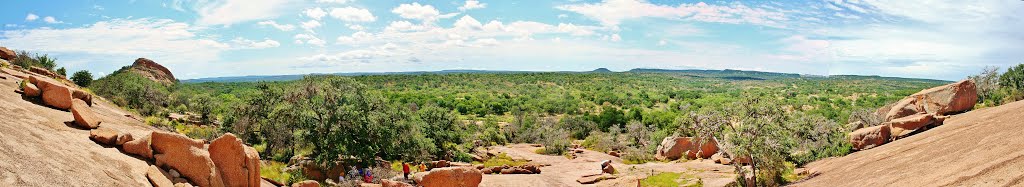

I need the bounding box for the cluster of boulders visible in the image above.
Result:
[479,164,542,175]
[655,136,720,161]
[849,80,977,150]
[412,166,484,187]
[20,75,95,126]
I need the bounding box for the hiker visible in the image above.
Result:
[403,162,411,179]
[419,162,427,172]
[363,168,373,183]
[347,166,359,182]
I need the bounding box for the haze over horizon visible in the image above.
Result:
[1,0,1022,81]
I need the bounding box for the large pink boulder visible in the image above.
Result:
[687,138,719,159]
[885,80,977,121]
[656,137,693,160]
[414,167,483,187]
[152,131,224,187]
[849,125,891,150]
[89,127,120,145]
[148,165,176,187]
[912,80,977,115]
[209,133,260,187]
[124,132,154,159]
[23,82,41,97]
[71,99,101,129]
[0,47,14,61]
[38,78,73,110]
[72,89,93,106]
[886,113,935,138]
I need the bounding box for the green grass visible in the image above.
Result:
[782,162,806,183]
[472,153,527,167]
[641,172,702,187]
[260,161,293,184]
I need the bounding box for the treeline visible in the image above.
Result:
[89,68,964,186]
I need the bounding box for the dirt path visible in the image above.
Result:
[480,144,736,187]
[0,69,158,186]
[793,100,1024,186]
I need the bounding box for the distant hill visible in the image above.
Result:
[181,68,948,83]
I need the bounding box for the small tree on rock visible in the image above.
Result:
[71,70,93,87]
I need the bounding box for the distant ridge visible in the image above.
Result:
[181,68,949,83]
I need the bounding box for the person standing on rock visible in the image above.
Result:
[402,162,412,179]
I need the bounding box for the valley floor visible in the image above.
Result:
[481,144,737,187]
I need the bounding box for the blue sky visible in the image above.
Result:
[1,0,1022,80]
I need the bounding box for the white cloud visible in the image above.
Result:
[347,24,364,30]
[474,38,499,46]
[336,31,373,44]
[294,34,326,47]
[232,38,281,49]
[453,15,483,30]
[610,34,621,42]
[329,7,376,22]
[384,21,427,32]
[25,13,39,21]
[459,0,487,11]
[194,0,297,26]
[657,40,667,46]
[0,18,262,78]
[557,0,788,28]
[300,20,322,32]
[257,20,296,31]
[557,23,595,36]
[43,16,63,24]
[304,7,327,20]
[392,2,450,23]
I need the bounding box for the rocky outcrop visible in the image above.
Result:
[152,131,223,187]
[116,132,134,145]
[291,180,319,187]
[148,165,176,187]
[0,47,14,60]
[72,89,93,106]
[71,99,100,129]
[656,137,719,160]
[885,80,977,121]
[381,179,414,187]
[209,133,260,187]
[89,127,120,145]
[414,167,483,187]
[124,133,154,159]
[23,82,41,97]
[886,113,935,138]
[849,125,891,150]
[30,67,61,79]
[37,77,73,110]
[130,58,177,85]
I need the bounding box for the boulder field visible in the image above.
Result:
[849,80,978,150]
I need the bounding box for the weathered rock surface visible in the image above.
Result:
[38,78,72,110]
[130,58,177,85]
[381,179,414,187]
[72,89,93,106]
[849,125,891,150]
[290,180,319,187]
[414,167,483,187]
[71,99,101,129]
[209,133,261,187]
[116,132,134,145]
[89,127,120,145]
[885,80,977,121]
[886,113,935,138]
[124,133,154,159]
[23,82,41,97]
[152,131,223,187]
[576,173,615,184]
[148,165,176,187]
[655,137,693,160]
[0,47,15,60]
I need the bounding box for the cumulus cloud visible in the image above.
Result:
[294,34,326,47]
[459,0,487,11]
[315,0,349,4]
[193,0,297,26]
[257,20,295,31]
[25,13,39,21]
[304,7,327,20]
[300,20,322,32]
[329,7,376,22]
[392,2,457,23]
[232,38,281,49]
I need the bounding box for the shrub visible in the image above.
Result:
[56,67,66,76]
[538,127,570,155]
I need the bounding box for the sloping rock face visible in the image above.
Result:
[415,167,483,187]
[796,100,1024,186]
[130,58,177,85]
[849,125,890,150]
[209,133,260,187]
[152,131,223,187]
[0,47,14,60]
